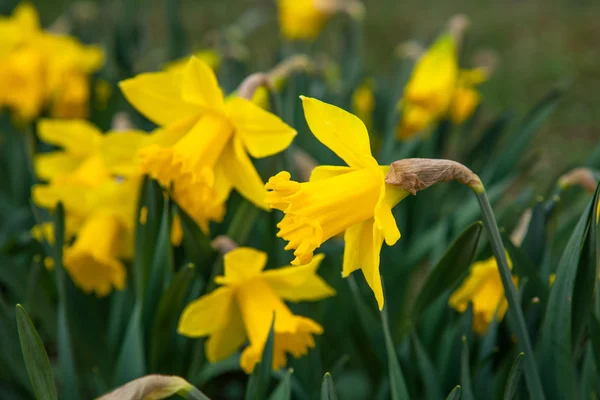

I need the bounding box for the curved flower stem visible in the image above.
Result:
[474,189,545,400]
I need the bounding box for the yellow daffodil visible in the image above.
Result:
[0,2,104,120]
[266,97,410,310]
[397,34,458,140]
[164,49,221,74]
[278,0,332,41]
[178,247,335,373]
[449,255,518,335]
[119,56,296,232]
[449,68,488,124]
[397,34,488,140]
[32,177,140,296]
[34,119,147,182]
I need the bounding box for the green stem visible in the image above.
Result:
[474,190,545,400]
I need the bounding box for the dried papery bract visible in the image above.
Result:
[237,73,272,101]
[211,235,238,255]
[385,158,483,195]
[98,374,195,400]
[558,167,598,193]
[448,13,470,44]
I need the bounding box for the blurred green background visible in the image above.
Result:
[5,0,600,185]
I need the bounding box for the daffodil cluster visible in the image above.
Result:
[397,33,487,140]
[0,3,104,121]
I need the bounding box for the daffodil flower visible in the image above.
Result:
[178,247,335,373]
[33,177,140,296]
[119,56,296,232]
[449,67,488,124]
[266,97,410,310]
[278,0,332,41]
[449,255,518,335]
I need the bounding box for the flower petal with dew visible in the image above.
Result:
[448,254,518,335]
[266,97,410,309]
[178,247,334,373]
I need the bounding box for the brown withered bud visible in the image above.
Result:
[558,167,598,193]
[293,147,319,182]
[237,73,272,101]
[111,112,135,132]
[510,208,532,247]
[385,158,483,195]
[448,14,471,45]
[98,374,192,400]
[211,235,239,255]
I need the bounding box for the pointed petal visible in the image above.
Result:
[205,301,247,362]
[37,119,102,157]
[309,165,355,182]
[225,97,296,158]
[262,254,336,302]
[218,137,268,210]
[34,152,81,181]
[181,56,224,111]
[100,131,149,176]
[374,167,410,245]
[343,218,385,309]
[300,96,376,169]
[178,287,235,337]
[119,72,200,126]
[215,247,268,285]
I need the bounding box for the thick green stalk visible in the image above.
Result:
[474,189,545,400]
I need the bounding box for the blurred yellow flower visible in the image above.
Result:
[397,34,487,140]
[32,177,140,297]
[164,49,221,74]
[178,247,334,373]
[266,97,410,310]
[0,2,104,121]
[34,119,147,183]
[119,56,296,232]
[278,0,332,41]
[449,255,518,335]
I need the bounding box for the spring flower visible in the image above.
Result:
[397,34,458,140]
[352,79,375,130]
[119,56,296,232]
[449,255,518,335]
[164,49,221,74]
[0,2,103,120]
[32,177,140,296]
[266,97,410,310]
[34,119,147,182]
[178,247,335,373]
[278,0,333,41]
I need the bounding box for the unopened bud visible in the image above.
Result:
[558,167,598,193]
[211,235,238,255]
[385,158,483,194]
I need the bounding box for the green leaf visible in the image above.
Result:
[412,221,483,321]
[347,275,385,362]
[445,386,461,400]
[268,369,292,400]
[381,282,410,400]
[410,334,443,400]
[538,188,598,400]
[175,203,214,267]
[460,336,474,400]
[245,316,275,400]
[320,373,338,400]
[15,304,57,400]
[503,353,524,400]
[114,304,146,386]
[150,264,195,372]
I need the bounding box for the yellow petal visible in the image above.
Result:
[181,56,224,111]
[218,137,268,210]
[63,213,126,297]
[374,166,410,245]
[178,287,236,337]
[343,218,385,310]
[225,97,296,159]
[119,71,201,126]
[37,119,102,157]
[262,253,336,302]
[309,165,354,181]
[34,152,82,181]
[300,96,377,169]
[32,182,92,215]
[205,301,247,362]
[215,247,268,285]
[13,2,40,33]
[100,130,149,176]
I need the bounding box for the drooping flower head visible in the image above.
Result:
[178,247,335,373]
[449,255,518,335]
[119,56,296,232]
[266,97,410,309]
